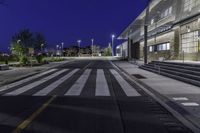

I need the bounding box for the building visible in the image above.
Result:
[118,0,200,61]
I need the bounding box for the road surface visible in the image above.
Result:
[0,59,192,133]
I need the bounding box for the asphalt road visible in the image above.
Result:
[0,60,193,133]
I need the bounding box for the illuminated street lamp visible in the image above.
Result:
[112,34,115,56]
[77,40,81,57]
[17,39,21,44]
[91,38,94,57]
[61,42,64,56]
[56,45,59,56]
[41,43,44,52]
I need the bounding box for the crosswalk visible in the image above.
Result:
[1,68,141,97]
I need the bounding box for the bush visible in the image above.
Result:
[36,55,44,64]
[20,56,29,65]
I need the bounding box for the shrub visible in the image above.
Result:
[36,55,44,64]
[20,56,29,65]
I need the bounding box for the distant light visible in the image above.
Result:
[112,35,115,38]
[77,40,81,43]
[17,40,21,43]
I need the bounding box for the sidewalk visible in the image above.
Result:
[0,60,69,86]
[113,61,200,131]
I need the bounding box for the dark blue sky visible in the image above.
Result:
[0,0,148,52]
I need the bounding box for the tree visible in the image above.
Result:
[11,42,26,56]
[11,29,47,55]
[104,45,112,56]
[11,29,34,55]
[34,33,46,51]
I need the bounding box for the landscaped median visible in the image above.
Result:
[2,56,66,67]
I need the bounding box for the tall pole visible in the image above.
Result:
[61,42,64,56]
[77,40,81,57]
[112,35,115,56]
[91,39,94,57]
[144,2,150,64]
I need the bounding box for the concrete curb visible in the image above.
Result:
[110,61,200,133]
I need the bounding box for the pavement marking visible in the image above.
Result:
[181,102,199,107]
[110,69,141,97]
[95,69,110,96]
[172,97,189,101]
[4,69,68,96]
[33,69,79,96]
[65,69,92,96]
[0,69,57,92]
[12,95,57,133]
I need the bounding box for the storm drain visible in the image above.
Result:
[132,74,146,79]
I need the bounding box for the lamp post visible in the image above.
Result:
[56,45,59,56]
[91,39,94,57]
[61,42,64,56]
[112,35,115,56]
[77,40,81,57]
[41,43,44,52]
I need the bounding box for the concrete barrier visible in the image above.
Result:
[0,65,9,70]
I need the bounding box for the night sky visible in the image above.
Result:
[0,0,148,52]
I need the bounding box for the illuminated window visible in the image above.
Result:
[149,46,153,52]
[150,43,170,52]
[183,0,200,12]
[166,43,170,50]
[151,19,154,25]
[160,6,173,19]
[181,31,199,53]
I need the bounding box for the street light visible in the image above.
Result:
[77,40,81,57]
[91,39,94,57]
[56,45,59,56]
[61,42,64,56]
[112,34,115,56]
[41,43,44,52]
[17,39,21,44]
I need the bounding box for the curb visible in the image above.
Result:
[110,61,200,133]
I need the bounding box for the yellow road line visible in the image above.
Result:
[12,95,57,133]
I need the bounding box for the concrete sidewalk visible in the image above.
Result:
[113,61,200,132]
[0,60,70,86]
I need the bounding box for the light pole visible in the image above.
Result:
[112,34,115,56]
[91,39,94,57]
[61,42,64,56]
[17,40,21,56]
[56,45,59,56]
[41,43,44,52]
[77,40,81,57]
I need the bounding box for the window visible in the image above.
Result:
[149,43,170,52]
[183,0,200,12]
[149,46,153,52]
[166,43,170,50]
[160,6,173,19]
[181,31,199,53]
[151,19,154,25]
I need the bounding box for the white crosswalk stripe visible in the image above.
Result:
[0,69,57,92]
[1,68,142,97]
[110,69,141,97]
[33,69,79,96]
[65,69,91,96]
[4,69,68,96]
[95,69,110,96]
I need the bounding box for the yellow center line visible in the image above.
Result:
[12,95,57,133]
